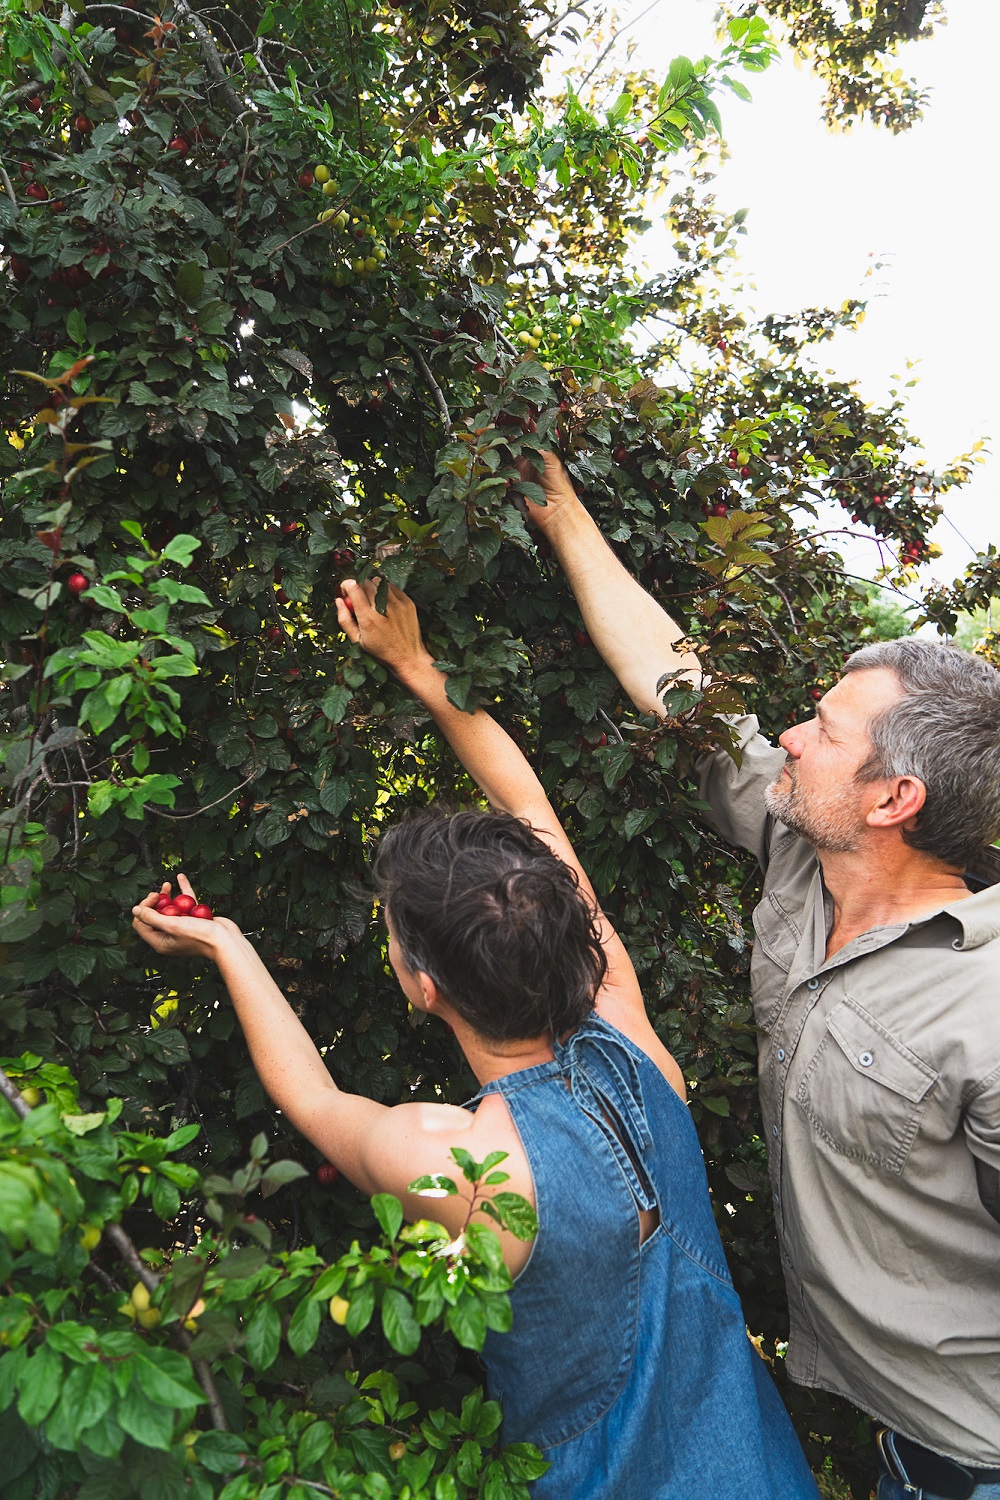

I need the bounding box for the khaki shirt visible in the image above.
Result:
[697,716,1000,1465]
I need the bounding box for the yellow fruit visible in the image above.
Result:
[568,313,582,328]
[20,1087,41,1107]
[79,1225,101,1252]
[119,1300,137,1320]
[517,331,532,345]
[130,1282,151,1313]
[363,256,377,273]
[137,1306,161,1329]
[389,1441,407,1461]
[351,258,366,274]
[314,165,330,183]
[322,179,339,197]
[329,1295,350,1325]
[182,1429,199,1464]
[527,336,541,350]
[334,210,349,230]
[373,246,386,262]
[531,325,543,339]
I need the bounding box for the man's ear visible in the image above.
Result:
[866,774,926,833]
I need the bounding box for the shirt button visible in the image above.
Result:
[859,1051,874,1068]
[806,978,820,991]
[776,1048,786,1062]
[772,1125,779,1138]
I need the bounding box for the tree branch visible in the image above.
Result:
[413,346,453,439]
[0,160,19,217]
[168,0,247,118]
[0,1065,31,1121]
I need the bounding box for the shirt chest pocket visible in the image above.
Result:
[750,893,801,1033]
[794,996,938,1175]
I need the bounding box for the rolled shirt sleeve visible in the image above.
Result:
[696,715,787,868]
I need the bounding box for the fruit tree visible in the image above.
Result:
[1,1,996,1497]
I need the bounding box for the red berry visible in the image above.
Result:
[872,495,884,506]
[715,338,727,352]
[297,170,314,189]
[28,97,44,113]
[25,182,49,200]
[317,1163,339,1186]
[709,502,728,517]
[158,903,181,917]
[10,256,30,282]
[739,466,750,479]
[342,594,355,616]
[614,446,629,464]
[190,904,214,920]
[74,114,93,134]
[168,136,188,153]
[574,629,591,648]
[728,448,739,462]
[280,521,299,532]
[155,896,172,912]
[266,625,282,640]
[67,573,89,595]
[810,688,823,701]
[173,894,197,915]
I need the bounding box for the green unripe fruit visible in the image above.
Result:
[20,1087,41,1107]
[314,164,330,182]
[569,313,582,327]
[322,179,339,196]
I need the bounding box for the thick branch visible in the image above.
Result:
[413,346,453,439]
[0,161,19,217]
[169,0,247,118]
[0,1065,31,1120]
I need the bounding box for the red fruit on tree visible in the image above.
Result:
[266,625,282,641]
[168,136,188,153]
[173,894,197,915]
[574,629,591,648]
[709,502,728,517]
[191,904,214,920]
[614,447,629,464]
[739,466,751,479]
[810,688,823,701]
[67,573,89,595]
[715,338,727,352]
[25,182,49,200]
[872,495,884,506]
[298,170,314,189]
[75,114,93,134]
[317,1163,339,1185]
[280,521,299,532]
[10,256,30,282]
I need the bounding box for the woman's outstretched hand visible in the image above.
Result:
[335,578,433,678]
[132,873,241,960]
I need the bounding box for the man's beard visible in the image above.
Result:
[764,761,864,853]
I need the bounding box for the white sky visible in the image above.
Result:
[572,0,998,597]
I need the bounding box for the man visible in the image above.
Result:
[520,451,1000,1500]
[132,579,818,1499]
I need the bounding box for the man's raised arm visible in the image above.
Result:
[521,451,702,715]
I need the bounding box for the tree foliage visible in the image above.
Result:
[1,0,997,1496]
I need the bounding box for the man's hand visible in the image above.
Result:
[132,874,239,960]
[336,578,433,679]
[514,449,582,531]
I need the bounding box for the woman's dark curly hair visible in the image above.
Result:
[372,809,607,1043]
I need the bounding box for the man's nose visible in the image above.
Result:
[779,722,807,755]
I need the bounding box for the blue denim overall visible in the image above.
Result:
[472,1017,819,1498]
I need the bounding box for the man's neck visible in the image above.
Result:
[818,843,971,960]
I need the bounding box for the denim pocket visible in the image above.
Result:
[794,996,938,1174]
[750,892,801,1032]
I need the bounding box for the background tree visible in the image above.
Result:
[0,0,995,1496]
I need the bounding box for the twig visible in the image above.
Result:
[86,4,156,18]
[0,1065,30,1121]
[144,769,259,821]
[0,160,19,217]
[168,0,247,118]
[413,347,453,438]
[576,0,661,92]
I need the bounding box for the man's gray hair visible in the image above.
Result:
[843,639,1000,869]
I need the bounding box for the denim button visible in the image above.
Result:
[806,978,820,991]
[776,1048,786,1062]
[771,1125,779,1138]
[859,1051,874,1068]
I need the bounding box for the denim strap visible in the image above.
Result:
[550,1022,657,1211]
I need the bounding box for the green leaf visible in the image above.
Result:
[483,1192,537,1242]
[66,308,87,344]
[318,685,352,724]
[176,261,205,304]
[287,1292,322,1355]
[245,1301,281,1372]
[17,1344,64,1425]
[133,1349,207,1408]
[380,1288,420,1355]
[371,1193,403,1242]
[160,535,201,567]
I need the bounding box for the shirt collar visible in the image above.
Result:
[941,879,1000,950]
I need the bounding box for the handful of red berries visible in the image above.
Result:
[155,891,214,920]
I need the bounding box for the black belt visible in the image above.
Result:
[876,1428,1000,1500]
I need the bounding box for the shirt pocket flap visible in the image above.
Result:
[826,998,937,1105]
